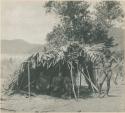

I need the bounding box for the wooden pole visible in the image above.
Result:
[80,67,99,92]
[78,69,82,98]
[80,72,82,87]
[77,63,80,98]
[28,62,31,98]
[78,71,82,98]
[16,73,19,91]
[70,62,77,100]
[79,66,82,88]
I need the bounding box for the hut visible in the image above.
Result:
[7,42,106,99]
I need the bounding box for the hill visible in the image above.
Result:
[1,39,42,55]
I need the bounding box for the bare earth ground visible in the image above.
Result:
[1,81,125,112]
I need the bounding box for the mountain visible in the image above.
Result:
[1,39,43,55]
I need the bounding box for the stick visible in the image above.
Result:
[69,62,77,100]
[80,68,99,92]
[80,72,81,88]
[78,70,82,98]
[76,70,80,98]
[28,62,31,98]
[77,70,80,98]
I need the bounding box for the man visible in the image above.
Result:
[97,49,116,97]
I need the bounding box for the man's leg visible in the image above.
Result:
[106,71,112,96]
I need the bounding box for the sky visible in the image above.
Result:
[1,0,125,44]
[1,0,59,44]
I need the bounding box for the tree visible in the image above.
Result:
[94,1,124,47]
[46,25,67,48]
[44,1,124,48]
[96,1,124,28]
[45,1,93,45]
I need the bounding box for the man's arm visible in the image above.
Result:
[111,56,118,69]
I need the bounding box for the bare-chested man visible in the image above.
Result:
[97,49,116,97]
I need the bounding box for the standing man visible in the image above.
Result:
[97,49,116,97]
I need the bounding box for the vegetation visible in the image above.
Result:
[45,1,124,47]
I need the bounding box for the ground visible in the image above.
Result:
[1,81,125,112]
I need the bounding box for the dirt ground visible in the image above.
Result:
[1,81,125,112]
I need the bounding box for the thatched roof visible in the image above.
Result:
[27,42,105,68]
[7,42,106,98]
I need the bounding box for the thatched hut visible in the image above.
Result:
[7,42,106,98]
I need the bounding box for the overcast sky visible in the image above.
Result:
[1,0,125,44]
[1,0,59,44]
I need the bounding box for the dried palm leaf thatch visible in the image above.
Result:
[7,42,106,98]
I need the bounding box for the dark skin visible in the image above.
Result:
[97,53,117,97]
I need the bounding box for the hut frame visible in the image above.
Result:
[7,42,107,99]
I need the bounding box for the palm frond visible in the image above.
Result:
[83,43,105,63]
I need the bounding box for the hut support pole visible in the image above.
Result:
[76,70,80,98]
[77,71,80,98]
[80,68,99,92]
[78,70,82,98]
[70,62,77,100]
[77,64,80,98]
[80,72,81,88]
[28,62,31,98]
